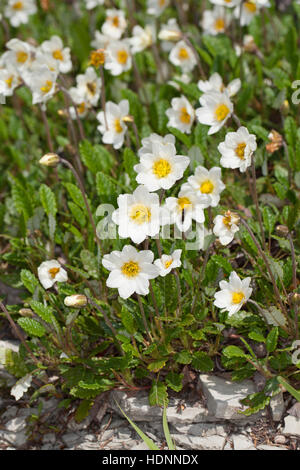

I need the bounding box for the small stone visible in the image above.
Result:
[0,340,20,353]
[172,433,225,450]
[5,417,27,433]
[62,432,82,447]
[282,415,300,437]
[257,445,287,450]
[131,441,150,450]
[171,422,226,437]
[270,393,285,421]
[274,435,286,445]
[118,430,132,440]
[101,429,114,441]
[232,433,256,450]
[1,406,18,421]
[0,430,27,447]
[42,433,56,445]
[67,416,92,431]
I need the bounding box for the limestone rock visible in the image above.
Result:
[282,415,300,437]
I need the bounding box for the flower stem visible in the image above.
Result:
[250,156,267,251]
[287,232,299,339]
[137,294,153,343]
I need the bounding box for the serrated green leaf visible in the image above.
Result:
[149,380,168,407]
[17,318,46,337]
[39,184,57,217]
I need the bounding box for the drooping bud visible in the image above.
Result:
[266,130,283,154]
[39,153,60,167]
[89,49,106,67]
[19,308,34,317]
[64,295,88,308]
[290,293,300,305]
[122,115,134,123]
[158,29,182,42]
[275,225,289,237]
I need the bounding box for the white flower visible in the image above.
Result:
[154,249,182,277]
[37,259,68,289]
[218,126,257,172]
[3,39,34,72]
[202,6,231,35]
[213,210,240,245]
[76,66,101,106]
[164,185,207,232]
[69,87,89,120]
[97,99,129,149]
[196,90,233,135]
[91,31,111,50]
[214,271,252,316]
[159,18,182,51]
[185,166,225,207]
[134,141,190,192]
[4,0,37,27]
[209,0,241,6]
[0,65,20,96]
[102,9,127,40]
[11,373,32,401]
[166,95,195,134]
[85,0,104,9]
[33,49,59,73]
[138,133,176,157]
[198,72,241,98]
[112,185,161,244]
[234,0,270,26]
[168,72,191,90]
[129,25,155,54]
[102,245,159,299]
[147,0,170,16]
[169,40,197,73]
[104,40,132,76]
[27,65,57,105]
[40,36,72,74]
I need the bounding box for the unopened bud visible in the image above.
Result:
[158,29,182,42]
[122,115,134,123]
[19,308,34,317]
[64,295,87,308]
[39,153,60,167]
[281,100,289,114]
[243,35,257,53]
[266,130,283,154]
[275,225,289,237]
[291,293,300,305]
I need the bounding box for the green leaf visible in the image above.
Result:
[240,392,271,416]
[149,380,168,407]
[165,372,183,393]
[262,206,276,234]
[75,399,93,423]
[148,359,167,372]
[17,318,46,337]
[223,345,247,358]
[248,329,265,343]
[20,269,39,294]
[163,404,176,450]
[266,327,278,353]
[277,376,300,402]
[30,301,54,324]
[63,182,85,209]
[121,306,137,334]
[96,171,118,196]
[210,255,233,274]
[174,350,192,364]
[39,184,57,217]
[191,351,214,372]
[68,202,86,227]
[123,147,138,184]
[167,127,191,148]
[116,403,159,450]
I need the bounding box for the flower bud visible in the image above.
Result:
[122,115,134,123]
[19,308,34,317]
[266,130,283,154]
[290,293,300,305]
[158,29,182,42]
[64,295,88,308]
[275,225,289,237]
[39,153,60,167]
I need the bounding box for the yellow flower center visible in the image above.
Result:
[180,107,191,124]
[178,47,189,60]
[244,1,257,13]
[159,0,166,6]
[48,267,60,279]
[214,18,225,32]
[178,196,191,211]
[223,213,232,228]
[87,82,96,96]
[114,118,123,133]
[40,80,53,94]
[215,103,230,122]
[5,76,13,88]
[164,259,173,269]
[235,142,246,160]
[121,261,140,278]
[130,204,151,224]
[112,16,120,27]
[52,49,63,61]
[90,49,105,67]
[117,50,128,65]
[152,159,171,178]
[200,180,214,194]
[16,51,28,63]
[77,102,86,114]
[232,291,245,304]
[12,1,23,10]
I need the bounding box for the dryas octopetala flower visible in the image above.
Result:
[68,87,89,120]
[169,40,197,73]
[154,249,182,277]
[198,72,241,98]
[37,259,68,289]
[75,66,101,107]
[209,0,241,6]
[138,133,176,157]
[27,64,57,106]
[213,210,240,245]
[195,90,233,135]
[234,0,270,26]
[97,99,129,149]
[40,35,72,74]
[158,18,182,46]
[112,185,161,244]
[166,95,195,134]
[101,9,127,40]
[4,0,37,27]
[134,140,190,192]
[214,271,252,316]
[102,245,159,299]
[147,0,170,16]
[218,126,257,172]
[185,165,225,207]
[164,185,207,232]
[104,40,132,76]
[201,6,231,36]
[0,64,20,97]
[129,25,155,54]
[2,39,34,72]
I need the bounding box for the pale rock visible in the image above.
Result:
[257,444,287,450]
[282,415,300,437]
[270,392,285,421]
[62,432,82,447]
[131,441,150,450]
[173,433,226,450]
[171,422,226,437]
[5,417,27,433]
[232,433,256,450]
